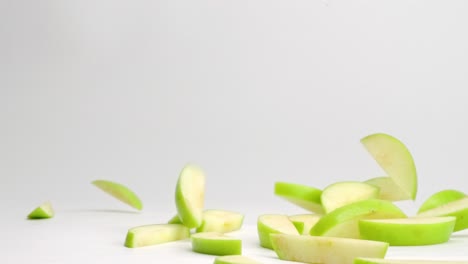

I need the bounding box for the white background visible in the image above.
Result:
[1,0,468,263]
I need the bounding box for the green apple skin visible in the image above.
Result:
[417,197,468,232]
[257,214,299,249]
[92,180,143,210]
[27,201,54,219]
[168,214,182,224]
[364,177,411,201]
[274,182,324,214]
[288,214,321,235]
[214,255,261,264]
[418,189,466,213]
[321,181,380,213]
[310,199,406,239]
[191,232,242,256]
[271,233,388,264]
[359,216,455,246]
[355,258,468,264]
[361,133,417,200]
[175,164,206,228]
[124,224,190,248]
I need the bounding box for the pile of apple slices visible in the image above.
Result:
[268,132,468,264]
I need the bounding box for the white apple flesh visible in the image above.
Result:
[417,197,468,232]
[288,214,321,235]
[418,189,466,213]
[355,258,468,264]
[257,214,299,249]
[124,224,190,248]
[364,177,410,201]
[196,210,244,233]
[321,181,380,213]
[214,255,261,264]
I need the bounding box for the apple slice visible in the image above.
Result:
[418,189,466,213]
[168,214,182,224]
[196,210,244,233]
[175,164,206,228]
[191,232,242,255]
[355,258,468,264]
[271,233,388,264]
[417,197,468,232]
[92,180,143,210]
[274,182,323,214]
[124,224,190,248]
[359,216,455,246]
[288,214,321,235]
[214,255,261,264]
[364,177,410,201]
[361,133,417,200]
[321,181,380,213]
[27,201,54,219]
[310,199,406,239]
[257,214,299,249]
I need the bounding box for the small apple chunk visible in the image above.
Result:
[271,233,388,264]
[196,210,244,233]
[274,182,324,214]
[191,232,242,255]
[92,180,143,210]
[364,177,410,201]
[124,224,190,248]
[257,214,299,249]
[355,258,468,264]
[418,189,466,213]
[288,214,321,235]
[321,181,380,213]
[361,133,417,200]
[27,201,54,219]
[310,199,406,239]
[214,255,261,264]
[167,214,182,224]
[359,216,455,246]
[175,164,206,228]
[417,197,468,232]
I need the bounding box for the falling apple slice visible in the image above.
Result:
[359,216,455,246]
[27,201,54,219]
[92,180,143,210]
[321,181,380,213]
[288,214,321,235]
[271,233,388,264]
[361,133,417,200]
[355,258,468,264]
[274,182,323,214]
[257,214,299,249]
[124,224,190,248]
[364,177,410,201]
[418,189,466,213]
[196,210,244,233]
[214,255,262,264]
[191,232,242,255]
[175,164,206,228]
[417,196,468,232]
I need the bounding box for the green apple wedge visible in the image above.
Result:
[257,214,299,249]
[417,196,468,232]
[418,189,466,213]
[196,210,244,233]
[27,201,54,219]
[274,182,324,214]
[355,258,468,264]
[310,199,406,239]
[271,233,388,264]
[214,255,262,264]
[359,216,456,246]
[361,133,417,200]
[191,232,242,255]
[175,164,206,228]
[92,180,143,210]
[321,181,380,213]
[288,214,321,235]
[124,224,190,248]
[364,177,411,201]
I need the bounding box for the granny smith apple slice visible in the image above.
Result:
[288,214,321,235]
[359,216,455,246]
[214,255,261,264]
[257,214,299,249]
[361,133,417,200]
[417,196,468,231]
[191,232,242,255]
[196,210,244,233]
[310,199,406,238]
[27,201,54,219]
[175,164,206,228]
[418,189,466,213]
[271,233,388,264]
[92,180,143,210]
[168,214,182,224]
[364,177,410,201]
[124,223,190,248]
[274,182,324,214]
[355,258,468,264]
[321,181,380,213]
